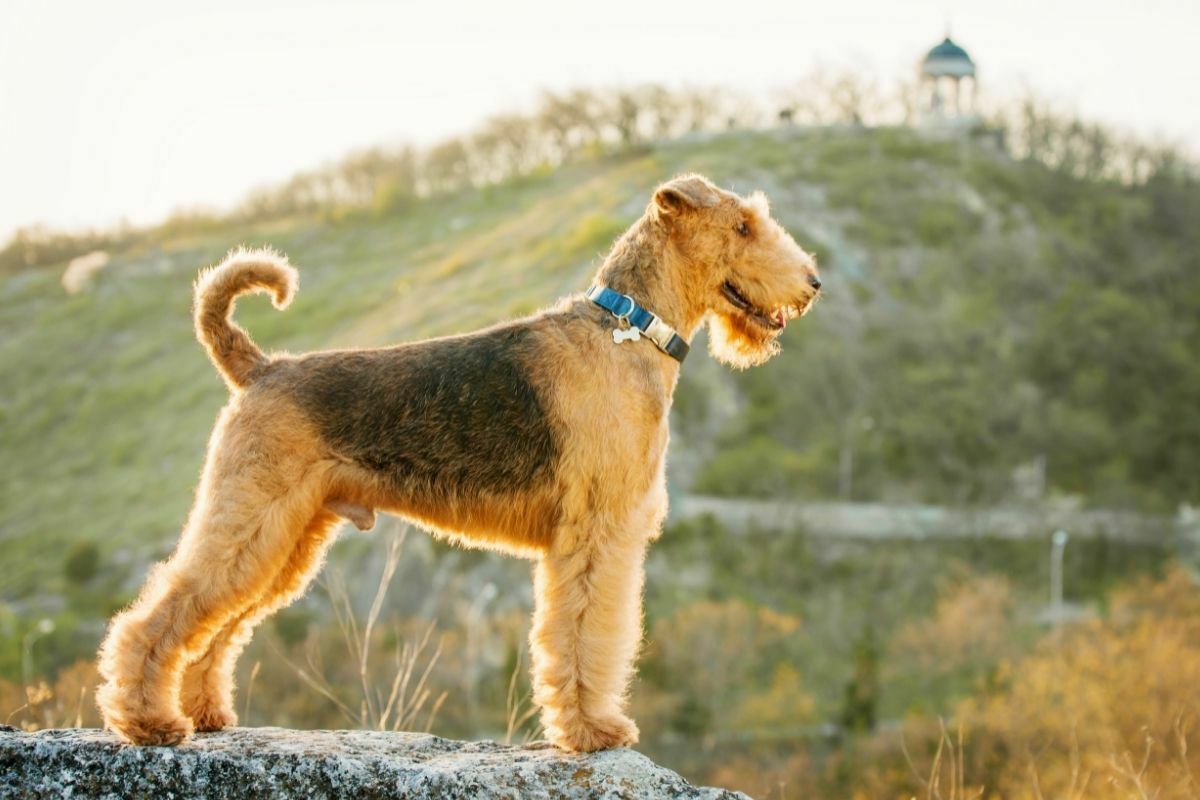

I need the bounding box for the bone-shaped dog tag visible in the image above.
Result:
[613,326,641,344]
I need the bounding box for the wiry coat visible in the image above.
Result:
[96,174,821,752]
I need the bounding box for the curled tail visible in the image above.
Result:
[194,247,298,390]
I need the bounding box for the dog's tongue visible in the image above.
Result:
[775,310,787,329]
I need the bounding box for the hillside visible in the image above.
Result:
[3,126,1197,604]
[0,153,644,600]
[3,123,1199,799]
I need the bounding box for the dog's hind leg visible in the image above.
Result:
[529,515,649,752]
[180,467,385,730]
[179,506,340,731]
[96,459,334,746]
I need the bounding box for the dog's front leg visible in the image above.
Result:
[528,524,647,752]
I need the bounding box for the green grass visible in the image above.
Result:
[2,125,1196,605]
[0,147,690,599]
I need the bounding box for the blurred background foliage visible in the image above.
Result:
[2,78,1199,798]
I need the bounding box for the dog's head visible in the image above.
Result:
[651,174,820,368]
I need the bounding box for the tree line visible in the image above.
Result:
[2,76,1193,272]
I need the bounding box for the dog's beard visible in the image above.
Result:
[706,311,782,369]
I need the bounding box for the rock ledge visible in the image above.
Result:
[0,726,749,799]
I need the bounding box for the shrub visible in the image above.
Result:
[62,541,100,585]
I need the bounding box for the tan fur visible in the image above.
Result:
[194,247,298,390]
[96,174,820,752]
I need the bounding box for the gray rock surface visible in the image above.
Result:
[0,726,750,799]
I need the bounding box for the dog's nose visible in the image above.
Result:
[808,275,822,290]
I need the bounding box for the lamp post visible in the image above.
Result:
[1050,530,1069,627]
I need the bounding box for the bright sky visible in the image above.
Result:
[2,0,1197,238]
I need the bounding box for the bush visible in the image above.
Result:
[694,436,835,498]
[62,541,100,585]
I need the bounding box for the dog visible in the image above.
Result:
[96,173,821,752]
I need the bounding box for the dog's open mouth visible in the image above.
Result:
[721,280,799,331]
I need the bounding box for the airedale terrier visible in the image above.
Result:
[96,173,821,752]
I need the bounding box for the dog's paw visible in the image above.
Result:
[110,713,194,747]
[546,714,639,753]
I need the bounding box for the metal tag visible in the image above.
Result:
[613,326,641,344]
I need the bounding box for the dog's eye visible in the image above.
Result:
[735,221,750,237]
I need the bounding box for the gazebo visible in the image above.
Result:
[919,36,978,124]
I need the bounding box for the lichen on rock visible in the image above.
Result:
[0,726,751,799]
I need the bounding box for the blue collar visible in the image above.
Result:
[586,285,690,363]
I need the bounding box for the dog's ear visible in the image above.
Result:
[653,174,720,216]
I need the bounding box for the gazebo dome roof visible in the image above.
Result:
[921,37,976,78]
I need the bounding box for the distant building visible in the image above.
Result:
[918,36,980,127]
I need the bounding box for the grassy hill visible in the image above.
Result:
[4,122,1199,799]
[0,153,653,599]
[3,125,1198,606]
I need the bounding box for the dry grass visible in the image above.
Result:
[503,649,540,745]
[894,715,1200,800]
[902,721,985,800]
[3,660,101,731]
[283,525,448,733]
[1100,717,1200,800]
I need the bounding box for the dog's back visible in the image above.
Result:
[263,324,558,516]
